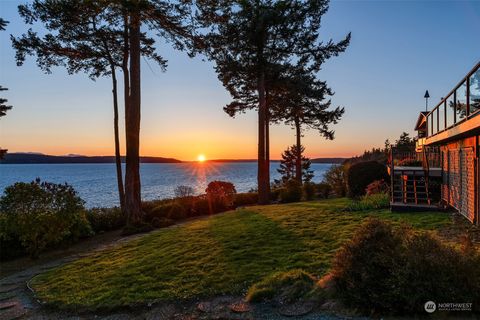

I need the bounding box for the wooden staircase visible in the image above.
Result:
[389,146,441,211]
[392,171,431,205]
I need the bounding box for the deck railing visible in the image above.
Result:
[389,146,441,169]
[426,62,480,138]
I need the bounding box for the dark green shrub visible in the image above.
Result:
[151,217,175,228]
[0,213,25,260]
[142,199,170,213]
[346,161,389,198]
[233,192,258,207]
[279,180,302,203]
[0,179,91,258]
[303,182,316,200]
[190,196,210,216]
[85,207,125,233]
[323,165,347,197]
[397,233,480,313]
[316,182,332,199]
[332,218,403,313]
[270,187,282,202]
[148,202,187,221]
[332,219,480,315]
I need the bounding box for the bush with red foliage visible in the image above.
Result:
[365,179,389,195]
[206,181,237,213]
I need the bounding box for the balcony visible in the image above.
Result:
[425,62,480,145]
[388,146,441,210]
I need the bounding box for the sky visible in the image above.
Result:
[1,0,480,161]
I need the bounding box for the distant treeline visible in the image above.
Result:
[1,153,182,164]
[311,158,346,164]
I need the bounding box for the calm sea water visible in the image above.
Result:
[0,162,333,208]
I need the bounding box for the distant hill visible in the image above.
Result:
[208,159,279,163]
[1,153,182,164]
[311,157,346,164]
[209,158,345,163]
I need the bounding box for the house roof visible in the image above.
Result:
[414,111,429,131]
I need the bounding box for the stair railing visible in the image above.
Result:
[422,148,431,205]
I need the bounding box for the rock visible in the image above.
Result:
[320,299,341,311]
[277,301,314,317]
[196,301,212,313]
[0,300,26,320]
[228,301,250,313]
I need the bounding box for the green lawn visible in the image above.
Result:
[30,198,450,310]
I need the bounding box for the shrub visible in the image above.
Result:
[0,179,91,258]
[246,269,321,304]
[190,195,211,216]
[141,199,168,213]
[346,193,390,211]
[147,202,187,221]
[279,180,302,203]
[174,185,195,198]
[331,218,405,313]
[85,207,125,233]
[0,213,25,260]
[151,217,175,228]
[346,161,389,198]
[270,187,282,202]
[397,233,480,314]
[303,182,316,201]
[331,219,480,315]
[365,179,389,195]
[316,182,332,199]
[233,192,258,207]
[206,181,236,212]
[323,165,347,197]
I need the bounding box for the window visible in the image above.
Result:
[456,80,468,120]
[438,101,445,131]
[469,68,480,115]
[446,94,455,128]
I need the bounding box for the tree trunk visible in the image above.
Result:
[125,9,142,225]
[265,92,270,197]
[295,116,302,184]
[110,67,125,212]
[257,71,269,204]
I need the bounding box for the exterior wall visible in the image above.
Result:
[439,136,479,223]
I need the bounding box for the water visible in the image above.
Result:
[0,162,333,208]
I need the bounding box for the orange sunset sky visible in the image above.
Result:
[1,1,480,161]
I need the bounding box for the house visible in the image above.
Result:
[389,61,480,224]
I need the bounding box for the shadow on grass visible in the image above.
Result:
[209,210,311,290]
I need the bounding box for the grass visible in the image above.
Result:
[30,198,451,310]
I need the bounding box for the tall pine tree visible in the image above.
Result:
[278,63,345,184]
[0,19,11,159]
[276,145,314,184]
[13,0,197,225]
[12,0,165,215]
[201,0,350,203]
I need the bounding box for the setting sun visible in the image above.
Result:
[197,154,206,162]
